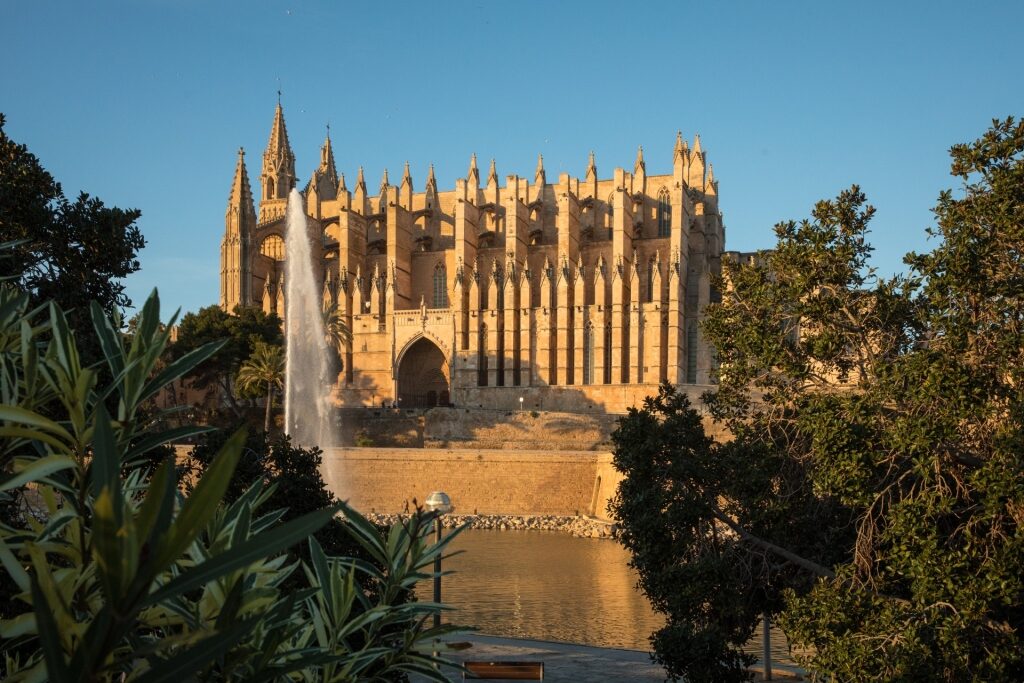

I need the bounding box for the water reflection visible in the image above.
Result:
[435,529,663,650]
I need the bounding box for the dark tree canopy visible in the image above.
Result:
[171,304,282,415]
[613,118,1024,682]
[0,113,144,323]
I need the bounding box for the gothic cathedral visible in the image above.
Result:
[220,103,736,412]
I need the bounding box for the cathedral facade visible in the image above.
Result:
[220,104,732,412]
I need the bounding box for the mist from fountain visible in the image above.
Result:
[283,188,336,454]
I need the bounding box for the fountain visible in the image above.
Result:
[283,188,336,453]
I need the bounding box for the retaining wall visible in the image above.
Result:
[321,448,622,519]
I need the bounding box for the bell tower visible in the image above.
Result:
[259,101,296,223]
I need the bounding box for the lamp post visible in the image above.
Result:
[424,491,453,629]
[519,396,523,412]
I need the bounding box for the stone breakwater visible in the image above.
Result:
[363,513,621,539]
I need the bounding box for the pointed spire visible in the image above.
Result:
[487,158,498,186]
[338,172,348,194]
[535,153,546,186]
[380,168,390,194]
[674,131,685,163]
[355,166,366,192]
[707,163,715,183]
[693,134,703,156]
[266,102,293,160]
[402,160,412,187]
[228,147,254,210]
[634,145,646,174]
[426,163,437,192]
[467,153,479,185]
[586,150,597,180]
[321,131,337,177]
[260,101,297,208]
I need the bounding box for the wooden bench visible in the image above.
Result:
[464,660,544,680]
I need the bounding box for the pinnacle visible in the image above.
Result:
[693,133,702,155]
[402,160,412,185]
[487,158,498,184]
[635,145,645,171]
[228,146,254,210]
[586,150,596,177]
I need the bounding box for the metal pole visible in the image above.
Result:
[762,611,773,681]
[433,516,442,629]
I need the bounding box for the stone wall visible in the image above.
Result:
[321,448,619,519]
[452,382,714,415]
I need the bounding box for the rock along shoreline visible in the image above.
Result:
[363,512,621,540]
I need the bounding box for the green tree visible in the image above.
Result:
[236,341,284,432]
[613,119,1024,682]
[0,113,144,328]
[171,304,282,418]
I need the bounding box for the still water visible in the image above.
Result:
[435,529,663,651]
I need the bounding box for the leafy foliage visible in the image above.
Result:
[170,305,282,418]
[235,341,284,432]
[0,287,463,681]
[0,113,144,327]
[613,119,1024,682]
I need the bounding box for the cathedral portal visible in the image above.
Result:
[397,337,450,408]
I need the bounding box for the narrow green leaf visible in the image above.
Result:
[90,300,126,379]
[0,405,73,442]
[138,339,226,405]
[144,504,340,607]
[132,620,253,683]
[0,537,29,593]
[149,428,246,570]
[0,454,76,492]
[30,574,72,683]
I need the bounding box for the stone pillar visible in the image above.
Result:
[518,272,532,386]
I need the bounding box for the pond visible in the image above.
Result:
[432,529,662,651]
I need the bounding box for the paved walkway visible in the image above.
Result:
[421,634,805,682]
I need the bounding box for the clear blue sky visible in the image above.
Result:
[3,0,1021,319]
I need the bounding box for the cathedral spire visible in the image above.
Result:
[380,168,390,193]
[338,172,347,194]
[320,130,337,182]
[535,153,546,186]
[227,147,254,212]
[260,101,296,207]
[426,163,437,192]
[674,131,685,162]
[355,166,366,193]
[692,133,703,156]
[634,145,646,174]
[585,150,597,181]
[402,160,413,187]
[487,158,498,186]
[467,153,480,185]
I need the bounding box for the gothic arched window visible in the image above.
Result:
[479,323,488,386]
[433,263,448,308]
[607,193,615,239]
[604,323,613,384]
[646,259,656,303]
[686,320,698,383]
[266,177,276,200]
[260,234,285,261]
[583,322,595,385]
[657,188,671,237]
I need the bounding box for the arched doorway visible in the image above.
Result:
[397,337,450,408]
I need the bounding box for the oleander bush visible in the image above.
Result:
[0,287,463,682]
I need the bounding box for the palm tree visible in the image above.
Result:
[236,341,284,432]
[321,303,352,378]
[321,302,352,349]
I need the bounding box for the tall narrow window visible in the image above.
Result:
[646,259,655,303]
[433,264,448,308]
[479,323,488,386]
[657,188,671,237]
[686,320,698,383]
[607,193,615,240]
[583,322,595,385]
[604,324,613,384]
